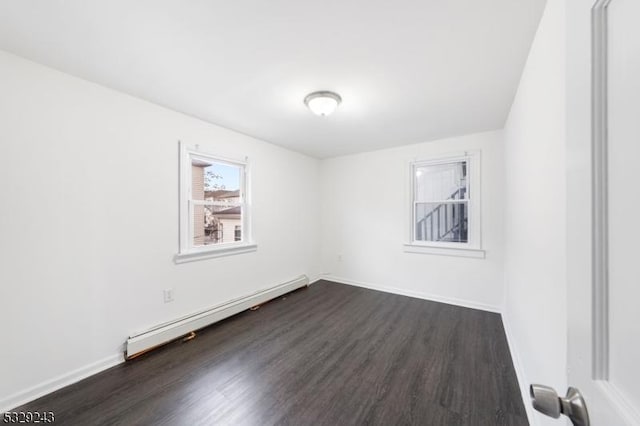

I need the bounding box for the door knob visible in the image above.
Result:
[530,384,590,426]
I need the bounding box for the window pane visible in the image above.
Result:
[191,159,242,201]
[193,204,207,245]
[190,157,244,247]
[193,204,242,247]
[415,202,468,243]
[415,161,468,201]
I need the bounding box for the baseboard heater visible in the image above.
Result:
[125,275,309,359]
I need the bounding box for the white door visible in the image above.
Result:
[565,0,640,424]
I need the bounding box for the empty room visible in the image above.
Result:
[0,0,638,425]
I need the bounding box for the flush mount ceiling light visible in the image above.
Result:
[304,91,342,117]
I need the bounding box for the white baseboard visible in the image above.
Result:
[322,275,502,313]
[2,275,310,413]
[308,276,325,285]
[1,275,511,416]
[126,275,309,357]
[1,353,123,413]
[501,312,538,426]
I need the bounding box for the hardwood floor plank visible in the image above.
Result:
[13,280,528,425]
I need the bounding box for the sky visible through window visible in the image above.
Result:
[204,162,240,191]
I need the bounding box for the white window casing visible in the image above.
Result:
[404,151,485,259]
[175,142,256,264]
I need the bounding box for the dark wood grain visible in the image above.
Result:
[14,280,528,425]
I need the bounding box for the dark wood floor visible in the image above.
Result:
[15,281,527,425]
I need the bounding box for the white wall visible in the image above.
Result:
[502,0,566,424]
[320,130,505,311]
[0,1,570,415]
[0,50,321,410]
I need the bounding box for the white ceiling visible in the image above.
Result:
[0,0,545,158]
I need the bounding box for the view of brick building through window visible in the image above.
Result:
[191,161,242,246]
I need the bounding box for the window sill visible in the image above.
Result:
[403,243,485,259]
[174,243,257,264]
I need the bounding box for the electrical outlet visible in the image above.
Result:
[337,253,343,261]
[164,288,174,303]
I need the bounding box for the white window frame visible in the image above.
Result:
[174,142,256,264]
[404,151,485,258]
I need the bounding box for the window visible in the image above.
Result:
[175,143,256,263]
[405,152,484,258]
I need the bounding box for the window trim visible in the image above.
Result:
[404,151,484,258]
[174,142,256,264]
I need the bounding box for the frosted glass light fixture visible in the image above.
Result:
[304,91,342,116]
